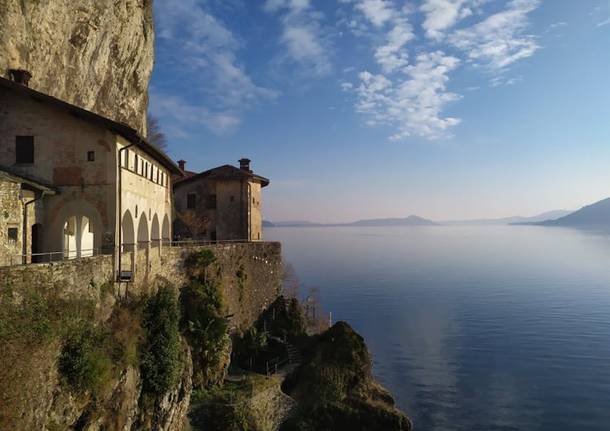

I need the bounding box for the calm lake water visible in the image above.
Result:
[265,225,610,431]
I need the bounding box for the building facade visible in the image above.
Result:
[173,159,269,242]
[0,75,182,276]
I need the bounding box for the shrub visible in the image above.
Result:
[185,249,217,281]
[180,280,229,388]
[140,286,182,396]
[190,387,253,431]
[58,323,114,398]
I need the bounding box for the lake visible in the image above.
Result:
[265,225,610,431]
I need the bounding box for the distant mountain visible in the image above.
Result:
[348,215,438,226]
[528,198,610,228]
[446,210,572,226]
[269,221,323,227]
[262,220,275,227]
[265,215,437,227]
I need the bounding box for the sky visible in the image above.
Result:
[150,0,610,223]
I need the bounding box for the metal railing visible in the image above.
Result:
[1,238,265,268]
[1,247,107,267]
[169,238,255,247]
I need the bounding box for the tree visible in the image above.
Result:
[147,114,168,151]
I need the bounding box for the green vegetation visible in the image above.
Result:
[140,285,182,396]
[280,322,411,431]
[236,264,247,302]
[180,279,230,388]
[58,323,115,398]
[189,374,277,431]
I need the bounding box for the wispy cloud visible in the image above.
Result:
[263,0,332,76]
[355,52,461,140]
[153,0,276,136]
[149,93,241,137]
[420,0,484,41]
[448,0,541,70]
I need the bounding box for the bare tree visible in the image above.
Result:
[176,210,209,239]
[147,114,168,151]
[282,263,300,299]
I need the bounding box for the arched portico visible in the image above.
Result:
[137,214,149,251]
[162,214,171,246]
[151,214,160,249]
[53,199,103,260]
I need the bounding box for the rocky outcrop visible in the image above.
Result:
[281,322,412,431]
[0,0,153,134]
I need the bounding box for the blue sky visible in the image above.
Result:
[150,0,610,223]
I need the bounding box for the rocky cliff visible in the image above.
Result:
[0,0,153,134]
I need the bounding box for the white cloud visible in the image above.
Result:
[356,0,395,27]
[374,17,414,72]
[153,0,276,136]
[150,93,241,137]
[355,52,461,140]
[263,0,332,76]
[420,0,484,41]
[448,0,541,70]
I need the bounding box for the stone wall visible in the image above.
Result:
[0,242,283,430]
[0,255,115,300]
[0,241,283,331]
[0,177,22,266]
[153,242,283,331]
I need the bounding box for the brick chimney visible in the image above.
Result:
[178,159,186,171]
[239,158,251,173]
[9,69,32,86]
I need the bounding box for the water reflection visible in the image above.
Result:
[266,225,610,431]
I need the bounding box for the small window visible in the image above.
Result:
[8,227,18,242]
[15,136,34,164]
[134,154,139,172]
[207,194,217,209]
[123,149,129,167]
[87,151,95,162]
[187,193,197,209]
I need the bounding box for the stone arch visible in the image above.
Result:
[162,214,170,245]
[121,210,135,252]
[53,199,103,260]
[137,214,149,250]
[151,214,160,249]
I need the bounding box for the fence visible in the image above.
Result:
[0,239,261,268]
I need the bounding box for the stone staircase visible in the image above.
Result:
[286,343,302,366]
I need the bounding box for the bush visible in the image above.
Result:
[180,280,229,388]
[185,249,217,281]
[140,286,182,396]
[190,387,253,431]
[58,324,114,398]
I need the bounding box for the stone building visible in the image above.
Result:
[0,168,56,266]
[0,74,182,277]
[173,159,269,241]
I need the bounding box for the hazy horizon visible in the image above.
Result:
[151,1,610,223]
[265,207,575,225]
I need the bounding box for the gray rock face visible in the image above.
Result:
[0,0,154,135]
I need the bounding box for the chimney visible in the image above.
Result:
[9,69,32,86]
[239,158,251,173]
[178,159,186,171]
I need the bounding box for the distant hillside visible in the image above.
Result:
[270,221,323,227]
[530,198,610,228]
[262,220,275,227]
[446,210,572,225]
[348,215,437,226]
[266,215,437,227]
